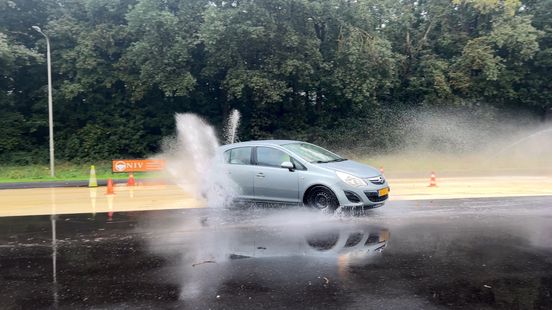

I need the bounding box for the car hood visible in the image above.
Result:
[316,160,380,178]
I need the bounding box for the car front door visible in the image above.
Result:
[253,146,300,202]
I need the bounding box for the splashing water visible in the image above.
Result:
[224,109,241,144]
[161,113,238,207]
[495,126,552,156]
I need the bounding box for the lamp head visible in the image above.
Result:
[32,26,42,33]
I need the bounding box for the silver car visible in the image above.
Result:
[219,140,389,211]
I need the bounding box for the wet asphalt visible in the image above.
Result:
[1,196,552,309]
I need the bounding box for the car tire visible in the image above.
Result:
[306,186,339,212]
[306,231,340,251]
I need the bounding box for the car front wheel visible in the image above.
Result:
[306,186,339,212]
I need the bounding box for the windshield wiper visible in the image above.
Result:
[313,158,347,163]
[328,158,347,162]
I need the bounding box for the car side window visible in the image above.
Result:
[290,157,306,170]
[256,147,292,168]
[225,147,252,165]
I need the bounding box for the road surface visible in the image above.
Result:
[1,196,551,309]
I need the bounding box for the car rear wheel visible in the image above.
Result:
[306,186,339,212]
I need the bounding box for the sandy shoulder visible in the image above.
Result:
[388,176,552,200]
[1,176,551,217]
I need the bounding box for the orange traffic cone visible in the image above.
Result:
[428,172,437,187]
[127,173,135,186]
[106,178,115,194]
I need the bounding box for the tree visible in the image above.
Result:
[0,0,551,162]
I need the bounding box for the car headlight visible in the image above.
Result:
[336,171,366,187]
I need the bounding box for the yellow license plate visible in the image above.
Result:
[378,187,389,196]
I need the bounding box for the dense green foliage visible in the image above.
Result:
[0,0,550,163]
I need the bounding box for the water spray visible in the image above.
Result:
[495,126,552,156]
[161,111,242,207]
[224,109,241,144]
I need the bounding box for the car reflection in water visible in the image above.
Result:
[136,211,390,301]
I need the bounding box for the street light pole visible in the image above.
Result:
[33,26,55,177]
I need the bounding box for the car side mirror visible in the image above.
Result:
[281,161,295,171]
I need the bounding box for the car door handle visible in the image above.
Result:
[256,172,265,178]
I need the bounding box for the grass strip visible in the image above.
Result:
[0,162,161,183]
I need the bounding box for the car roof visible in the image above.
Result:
[219,140,302,150]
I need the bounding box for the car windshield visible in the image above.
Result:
[282,143,346,163]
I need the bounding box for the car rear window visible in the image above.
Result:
[225,147,252,165]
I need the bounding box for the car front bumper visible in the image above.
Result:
[332,182,390,208]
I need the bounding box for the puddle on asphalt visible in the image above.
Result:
[136,209,389,300]
[0,207,389,307]
[1,198,552,309]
